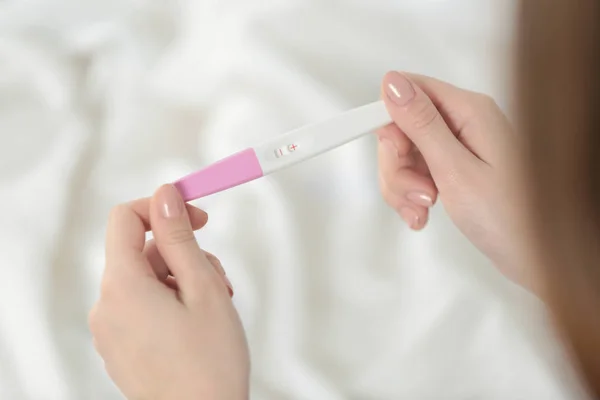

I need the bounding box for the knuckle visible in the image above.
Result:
[99,275,119,299]
[108,204,128,222]
[88,304,101,334]
[204,252,223,271]
[437,162,473,193]
[378,172,389,192]
[204,251,220,265]
[187,275,222,306]
[411,100,442,132]
[377,163,396,187]
[473,92,499,112]
[165,228,196,246]
[379,176,398,208]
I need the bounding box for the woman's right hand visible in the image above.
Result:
[377,71,529,290]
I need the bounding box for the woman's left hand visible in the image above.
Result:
[89,184,250,400]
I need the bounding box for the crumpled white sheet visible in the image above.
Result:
[0,1,590,399]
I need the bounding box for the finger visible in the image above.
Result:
[376,123,413,160]
[377,140,436,228]
[128,198,208,232]
[143,240,226,280]
[203,251,226,276]
[405,72,510,163]
[380,165,437,207]
[145,240,234,297]
[376,122,437,227]
[105,203,154,278]
[204,251,233,296]
[403,73,476,131]
[104,198,207,260]
[144,241,233,297]
[382,71,478,190]
[143,239,171,280]
[105,197,208,277]
[377,125,437,205]
[381,187,429,231]
[163,275,232,298]
[379,169,431,231]
[149,184,215,300]
[89,304,107,357]
[164,276,179,291]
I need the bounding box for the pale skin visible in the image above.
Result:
[89,186,249,400]
[376,71,530,290]
[90,71,529,399]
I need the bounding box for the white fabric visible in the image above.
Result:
[0,1,590,399]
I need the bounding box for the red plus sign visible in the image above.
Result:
[289,144,298,151]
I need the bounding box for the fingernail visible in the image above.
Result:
[224,276,234,297]
[158,184,184,219]
[385,71,416,107]
[406,192,434,208]
[379,137,399,157]
[399,207,420,229]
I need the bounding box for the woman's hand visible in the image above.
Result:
[89,184,250,400]
[377,71,528,289]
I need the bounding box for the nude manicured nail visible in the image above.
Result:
[158,184,184,219]
[407,192,434,208]
[385,71,416,107]
[400,207,420,229]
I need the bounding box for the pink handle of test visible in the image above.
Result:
[173,148,264,202]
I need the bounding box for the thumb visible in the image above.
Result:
[149,184,213,301]
[381,71,475,188]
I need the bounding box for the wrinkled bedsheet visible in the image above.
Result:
[0,1,589,399]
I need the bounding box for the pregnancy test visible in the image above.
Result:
[173,100,392,202]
